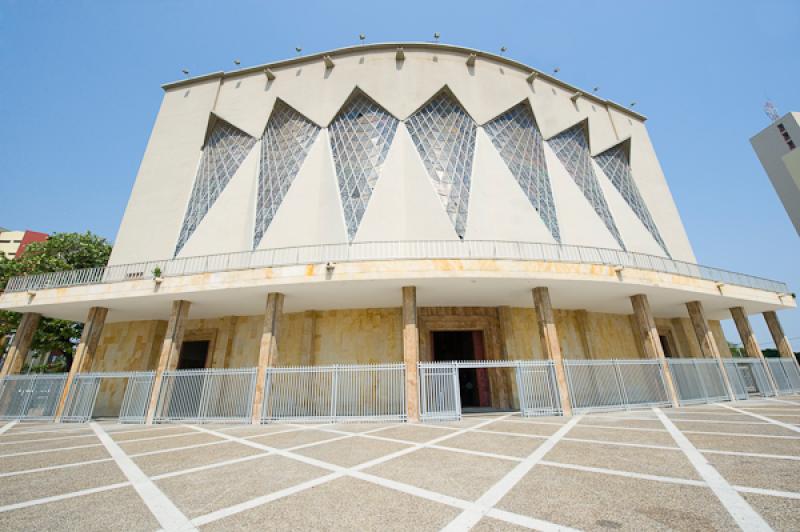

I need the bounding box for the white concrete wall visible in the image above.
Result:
[109,45,697,266]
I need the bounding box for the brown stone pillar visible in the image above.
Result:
[731,306,778,391]
[55,307,108,419]
[686,301,736,401]
[251,292,284,424]
[630,294,679,407]
[403,287,420,422]
[0,312,41,377]
[763,311,796,360]
[532,288,572,415]
[145,300,191,424]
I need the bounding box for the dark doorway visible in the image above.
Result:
[178,341,210,370]
[659,335,674,358]
[431,331,490,408]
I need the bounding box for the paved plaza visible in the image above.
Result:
[0,397,799,531]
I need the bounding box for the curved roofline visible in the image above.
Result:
[162,41,646,121]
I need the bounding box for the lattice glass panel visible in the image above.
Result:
[484,102,560,242]
[594,145,670,257]
[175,120,256,256]
[329,92,399,240]
[253,100,320,248]
[548,124,625,250]
[406,90,477,238]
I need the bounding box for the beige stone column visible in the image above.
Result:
[686,301,736,401]
[403,287,421,422]
[145,300,191,424]
[0,312,41,377]
[575,310,595,360]
[532,288,572,415]
[630,294,679,407]
[55,307,108,419]
[251,292,284,424]
[763,311,796,360]
[731,306,778,391]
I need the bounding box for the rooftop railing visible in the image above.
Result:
[2,240,789,294]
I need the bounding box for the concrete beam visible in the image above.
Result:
[630,294,679,407]
[686,301,736,401]
[403,286,420,422]
[145,300,191,424]
[55,307,108,419]
[532,287,572,415]
[251,292,284,424]
[0,312,41,377]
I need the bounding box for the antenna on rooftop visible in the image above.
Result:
[764,100,780,122]
[359,33,366,44]
[433,32,440,43]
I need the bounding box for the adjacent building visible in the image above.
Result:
[0,228,48,260]
[751,111,800,236]
[0,43,797,424]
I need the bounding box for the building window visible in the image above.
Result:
[778,124,785,132]
[406,89,477,239]
[253,100,320,248]
[174,119,256,256]
[329,90,398,240]
[789,140,796,150]
[483,101,560,243]
[548,124,626,250]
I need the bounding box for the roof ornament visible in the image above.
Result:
[295,47,302,55]
[764,100,780,122]
[359,33,366,44]
[433,32,440,43]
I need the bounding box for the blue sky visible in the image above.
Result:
[1,0,798,347]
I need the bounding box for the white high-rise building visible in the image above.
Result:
[751,111,800,236]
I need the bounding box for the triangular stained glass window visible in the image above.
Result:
[253,100,320,248]
[595,144,670,257]
[406,90,477,239]
[328,91,399,240]
[548,124,625,250]
[175,119,256,256]
[484,102,560,243]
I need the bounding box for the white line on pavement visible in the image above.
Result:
[654,408,773,532]
[0,482,131,513]
[441,415,583,532]
[717,403,800,434]
[0,420,18,435]
[90,422,196,532]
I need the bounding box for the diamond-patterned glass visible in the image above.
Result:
[484,102,560,243]
[595,145,670,257]
[329,91,399,240]
[175,119,256,256]
[548,124,625,250]
[253,101,320,248]
[406,90,477,238]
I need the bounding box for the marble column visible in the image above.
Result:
[686,301,736,401]
[630,294,679,407]
[251,292,284,424]
[145,300,191,424]
[532,287,572,415]
[403,287,420,422]
[731,306,779,391]
[0,312,41,377]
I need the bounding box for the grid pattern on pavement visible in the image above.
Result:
[0,396,799,531]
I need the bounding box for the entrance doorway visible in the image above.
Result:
[178,341,210,370]
[431,331,490,408]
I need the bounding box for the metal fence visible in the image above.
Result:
[5,240,787,294]
[564,359,670,412]
[152,368,256,423]
[722,359,775,399]
[766,358,800,394]
[418,360,561,421]
[262,363,406,423]
[668,359,731,405]
[0,374,67,420]
[60,372,155,423]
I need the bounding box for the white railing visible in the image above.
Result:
[722,358,775,399]
[766,358,800,394]
[262,364,406,423]
[3,240,788,294]
[60,371,155,423]
[668,359,731,405]
[0,374,67,420]
[564,359,670,412]
[153,368,256,423]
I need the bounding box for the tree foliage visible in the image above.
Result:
[0,232,112,371]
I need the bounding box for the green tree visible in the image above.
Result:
[0,232,112,372]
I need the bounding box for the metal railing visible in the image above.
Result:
[0,374,67,420]
[4,240,788,294]
[262,363,406,423]
[766,358,800,394]
[153,368,256,423]
[722,359,775,399]
[668,359,731,405]
[60,372,155,423]
[564,359,670,412]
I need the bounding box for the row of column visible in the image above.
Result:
[0,289,795,422]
